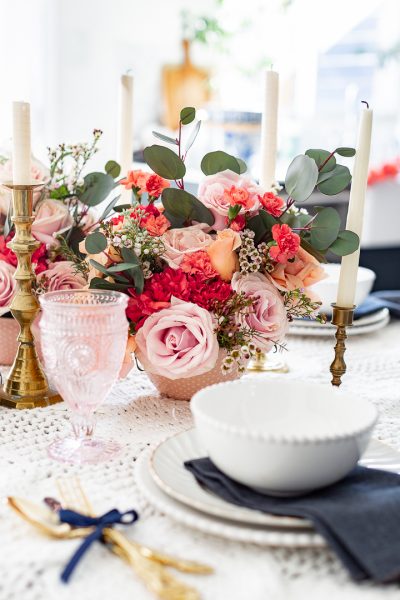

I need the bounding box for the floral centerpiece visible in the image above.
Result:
[0,107,359,398]
[65,107,357,398]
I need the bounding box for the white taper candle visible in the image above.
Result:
[336,104,373,308]
[260,70,279,191]
[12,101,31,185]
[117,74,134,176]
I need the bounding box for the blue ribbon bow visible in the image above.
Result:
[59,507,139,583]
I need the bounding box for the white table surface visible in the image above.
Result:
[1,321,400,600]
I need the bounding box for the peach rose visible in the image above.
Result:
[206,229,241,282]
[119,334,137,378]
[267,246,326,298]
[161,223,213,268]
[32,199,73,246]
[0,261,16,315]
[78,239,122,281]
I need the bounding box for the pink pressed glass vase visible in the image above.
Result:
[39,290,128,464]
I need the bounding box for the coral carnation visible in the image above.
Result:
[269,223,300,264]
[141,213,170,236]
[259,192,285,217]
[224,185,255,210]
[120,170,149,193]
[146,174,170,198]
[180,251,218,278]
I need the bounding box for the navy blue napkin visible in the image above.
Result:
[355,291,400,319]
[185,459,400,583]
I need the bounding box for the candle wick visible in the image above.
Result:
[361,100,369,109]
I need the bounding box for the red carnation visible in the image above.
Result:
[146,174,170,198]
[259,192,285,217]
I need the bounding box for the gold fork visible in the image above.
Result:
[57,477,201,600]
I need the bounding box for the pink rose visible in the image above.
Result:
[135,297,219,379]
[231,272,288,352]
[0,261,16,315]
[198,170,262,230]
[36,261,86,291]
[162,223,213,269]
[32,199,73,246]
[0,156,49,215]
[267,247,327,299]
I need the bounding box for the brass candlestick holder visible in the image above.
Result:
[247,350,289,373]
[330,303,355,387]
[0,182,61,409]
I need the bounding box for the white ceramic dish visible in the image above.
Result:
[312,263,376,314]
[149,429,400,531]
[191,380,378,496]
[136,448,324,547]
[136,436,400,547]
[289,308,389,337]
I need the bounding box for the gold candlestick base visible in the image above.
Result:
[0,182,62,409]
[247,350,289,374]
[329,303,355,387]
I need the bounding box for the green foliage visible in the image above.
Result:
[228,204,241,221]
[235,158,247,174]
[143,145,186,180]
[285,155,318,202]
[305,149,336,173]
[80,172,116,207]
[114,203,132,213]
[200,151,241,176]
[99,195,121,221]
[50,184,70,200]
[335,147,356,157]
[247,210,277,244]
[309,207,341,250]
[162,188,214,226]
[180,107,196,125]
[185,121,202,153]
[317,165,351,195]
[329,230,359,256]
[85,231,107,254]
[105,160,121,178]
[152,131,178,145]
[300,238,327,263]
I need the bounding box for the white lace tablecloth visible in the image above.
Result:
[1,322,400,600]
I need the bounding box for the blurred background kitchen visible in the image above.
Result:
[1,0,400,287]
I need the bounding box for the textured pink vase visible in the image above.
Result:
[144,350,246,401]
[0,316,43,365]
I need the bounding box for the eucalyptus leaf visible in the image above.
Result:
[180,107,196,125]
[246,210,277,245]
[185,121,201,154]
[50,184,69,200]
[114,203,132,213]
[80,172,116,207]
[317,165,351,195]
[305,149,336,173]
[121,246,140,265]
[235,157,247,174]
[99,195,120,221]
[335,147,356,157]
[329,230,359,256]
[107,262,140,272]
[143,145,186,180]
[309,207,341,250]
[66,226,86,257]
[89,277,132,291]
[85,231,107,254]
[89,259,130,283]
[162,211,185,228]
[285,155,318,202]
[200,151,241,176]
[162,188,214,226]
[152,131,178,145]
[105,160,121,178]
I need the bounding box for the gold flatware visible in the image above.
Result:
[56,477,201,600]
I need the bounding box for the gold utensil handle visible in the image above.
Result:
[138,546,213,575]
[104,528,200,600]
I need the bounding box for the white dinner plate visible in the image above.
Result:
[138,428,400,546]
[136,448,324,547]
[289,308,390,337]
[150,428,311,530]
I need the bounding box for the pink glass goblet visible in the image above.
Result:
[39,290,128,464]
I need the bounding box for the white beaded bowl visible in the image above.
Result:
[191,379,378,496]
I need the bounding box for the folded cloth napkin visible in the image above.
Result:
[354,291,400,319]
[185,459,400,583]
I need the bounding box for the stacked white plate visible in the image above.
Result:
[135,428,400,547]
[289,308,389,337]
